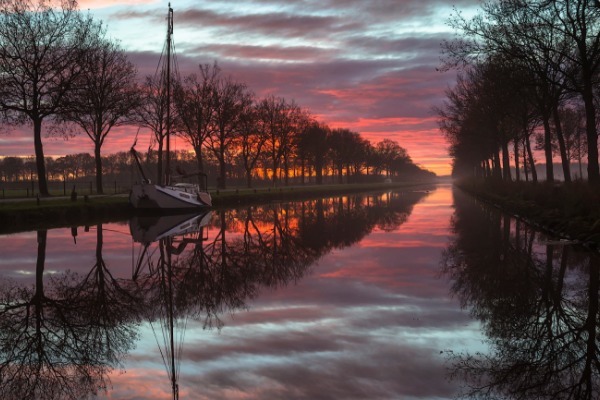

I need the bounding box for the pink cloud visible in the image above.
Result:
[78,0,159,9]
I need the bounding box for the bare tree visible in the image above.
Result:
[443,0,600,183]
[61,40,140,194]
[209,75,252,189]
[297,121,329,185]
[0,0,102,195]
[257,95,301,186]
[235,100,265,188]
[173,63,219,173]
[137,73,171,185]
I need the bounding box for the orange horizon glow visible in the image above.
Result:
[0,0,459,177]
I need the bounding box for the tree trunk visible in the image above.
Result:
[513,139,520,182]
[33,119,49,196]
[272,159,279,187]
[300,156,305,185]
[219,148,226,189]
[525,134,538,183]
[542,114,554,183]
[94,142,104,194]
[315,155,323,185]
[283,155,289,186]
[493,151,502,180]
[501,141,511,182]
[582,81,600,183]
[552,104,571,183]
[156,138,164,185]
[246,167,252,188]
[522,140,529,182]
[194,145,204,173]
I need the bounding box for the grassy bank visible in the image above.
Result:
[0,181,433,234]
[457,179,600,249]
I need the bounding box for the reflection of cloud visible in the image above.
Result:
[0,185,481,398]
[176,294,474,399]
[156,189,474,399]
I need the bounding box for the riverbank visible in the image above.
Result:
[0,181,434,234]
[457,179,600,250]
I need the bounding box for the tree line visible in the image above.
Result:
[0,0,434,196]
[0,138,435,189]
[436,0,600,184]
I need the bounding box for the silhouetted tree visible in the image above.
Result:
[174,63,219,173]
[297,121,329,184]
[0,0,103,195]
[61,40,140,194]
[209,76,253,189]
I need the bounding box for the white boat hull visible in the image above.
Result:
[130,183,212,209]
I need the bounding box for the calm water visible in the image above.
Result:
[0,185,598,400]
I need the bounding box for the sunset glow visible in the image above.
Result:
[0,0,482,176]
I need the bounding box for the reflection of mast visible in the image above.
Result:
[158,237,179,399]
[130,211,211,400]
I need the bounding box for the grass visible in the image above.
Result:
[0,181,434,233]
[0,195,131,233]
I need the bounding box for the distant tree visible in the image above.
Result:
[235,100,266,188]
[559,105,588,179]
[137,73,170,185]
[209,76,253,189]
[257,95,301,186]
[1,157,24,182]
[375,139,409,177]
[328,128,366,182]
[174,63,219,173]
[297,121,329,184]
[284,109,310,185]
[61,40,140,194]
[0,0,102,195]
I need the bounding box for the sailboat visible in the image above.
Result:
[130,4,212,210]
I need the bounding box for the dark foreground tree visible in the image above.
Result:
[62,40,140,194]
[0,0,102,195]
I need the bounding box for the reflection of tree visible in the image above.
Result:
[0,187,429,399]
[298,191,424,253]
[60,225,142,369]
[135,189,428,335]
[0,228,137,400]
[443,188,600,399]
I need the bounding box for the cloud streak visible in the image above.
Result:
[0,0,483,175]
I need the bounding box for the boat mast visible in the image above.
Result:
[165,3,173,186]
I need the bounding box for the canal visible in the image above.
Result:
[0,184,598,399]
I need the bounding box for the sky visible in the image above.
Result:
[1,0,482,176]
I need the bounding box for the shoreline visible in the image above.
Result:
[456,180,600,252]
[0,181,437,234]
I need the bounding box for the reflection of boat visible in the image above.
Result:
[130,210,211,400]
[129,211,212,244]
[129,3,211,210]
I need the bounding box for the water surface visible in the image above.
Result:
[1,185,598,399]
